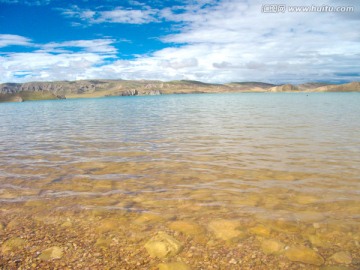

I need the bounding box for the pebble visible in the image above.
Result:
[229,258,237,264]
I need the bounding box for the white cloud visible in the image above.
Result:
[1,0,360,83]
[0,37,118,82]
[96,8,159,24]
[160,57,198,69]
[62,5,159,25]
[0,52,110,82]
[40,39,118,54]
[0,34,33,48]
[153,0,360,83]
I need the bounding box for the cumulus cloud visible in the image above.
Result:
[0,34,33,48]
[0,37,118,82]
[1,0,360,83]
[0,51,111,81]
[155,0,360,83]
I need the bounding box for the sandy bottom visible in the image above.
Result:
[0,163,359,269]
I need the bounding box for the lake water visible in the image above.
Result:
[0,93,359,269]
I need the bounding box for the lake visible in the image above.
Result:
[0,93,359,269]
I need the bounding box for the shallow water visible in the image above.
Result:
[0,93,360,269]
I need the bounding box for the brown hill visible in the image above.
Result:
[0,80,359,102]
[311,82,360,92]
[269,84,299,92]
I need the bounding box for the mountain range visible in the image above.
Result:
[0,80,359,102]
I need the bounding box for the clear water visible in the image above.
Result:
[0,93,359,269]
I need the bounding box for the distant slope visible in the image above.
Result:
[226,82,276,92]
[0,90,64,103]
[269,84,299,92]
[227,82,276,87]
[297,82,331,90]
[0,80,359,102]
[266,82,360,93]
[311,82,360,92]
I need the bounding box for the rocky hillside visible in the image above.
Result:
[0,80,359,102]
[226,82,275,92]
[0,90,64,102]
[310,82,360,92]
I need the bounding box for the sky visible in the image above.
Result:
[0,0,359,84]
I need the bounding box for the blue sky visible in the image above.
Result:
[0,0,359,84]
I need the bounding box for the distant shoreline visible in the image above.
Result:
[1,80,359,103]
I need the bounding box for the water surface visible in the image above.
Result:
[0,93,359,269]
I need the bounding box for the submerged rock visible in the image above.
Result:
[1,237,26,253]
[6,219,20,230]
[96,219,118,233]
[307,234,331,248]
[271,219,300,233]
[285,246,324,265]
[95,237,112,249]
[231,195,259,206]
[133,213,164,224]
[320,266,352,270]
[39,246,63,260]
[168,221,204,236]
[208,219,245,241]
[295,194,319,204]
[294,211,326,222]
[61,220,72,228]
[261,239,285,255]
[249,224,271,237]
[330,251,352,264]
[144,232,183,258]
[158,262,190,270]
